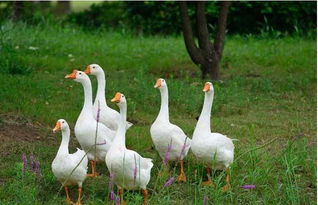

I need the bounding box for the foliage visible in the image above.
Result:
[66,1,316,36]
[0,1,316,36]
[0,22,316,204]
[67,1,125,30]
[0,1,56,25]
[123,1,181,35]
[228,1,317,35]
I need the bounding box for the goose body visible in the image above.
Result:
[191,82,234,169]
[191,82,234,191]
[52,148,88,186]
[106,148,153,190]
[150,78,191,182]
[52,119,88,204]
[85,64,132,131]
[106,92,153,204]
[65,70,116,176]
[191,132,234,169]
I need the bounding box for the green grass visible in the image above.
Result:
[0,21,316,204]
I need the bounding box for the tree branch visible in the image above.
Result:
[214,1,231,57]
[179,1,204,65]
[196,1,212,52]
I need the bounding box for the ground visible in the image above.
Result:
[0,22,316,204]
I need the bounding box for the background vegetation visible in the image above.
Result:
[0,1,316,36]
[0,1,316,205]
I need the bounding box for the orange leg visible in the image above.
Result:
[202,167,215,187]
[75,187,82,205]
[222,168,231,192]
[142,189,148,205]
[64,186,73,204]
[118,188,126,205]
[177,160,187,182]
[87,160,99,177]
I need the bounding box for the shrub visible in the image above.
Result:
[67,1,316,36]
[67,2,125,30]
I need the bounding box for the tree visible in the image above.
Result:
[179,1,231,80]
[11,1,24,21]
[55,0,71,16]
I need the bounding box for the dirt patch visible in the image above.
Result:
[149,64,199,79]
[0,113,51,144]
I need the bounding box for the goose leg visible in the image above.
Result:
[222,168,231,192]
[202,167,215,187]
[64,186,73,204]
[74,187,82,205]
[142,189,148,205]
[119,188,126,205]
[87,160,99,177]
[177,160,187,182]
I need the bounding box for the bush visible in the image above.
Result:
[0,2,57,25]
[0,1,316,36]
[228,1,317,35]
[67,2,125,30]
[67,1,316,36]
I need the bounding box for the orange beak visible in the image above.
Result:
[203,83,210,92]
[84,65,91,74]
[65,70,77,79]
[154,79,161,88]
[111,92,121,103]
[53,121,61,133]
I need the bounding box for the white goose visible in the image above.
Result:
[84,64,132,131]
[52,119,88,205]
[150,78,191,182]
[191,82,234,192]
[65,70,115,177]
[106,92,153,205]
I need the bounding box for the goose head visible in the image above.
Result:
[203,82,214,93]
[111,92,126,107]
[154,78,167,89]
[84,64,103,76]
[52,119,69,133]
[65,70,89,83]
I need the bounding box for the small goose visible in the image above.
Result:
[52,119,88,205]
[105,92,153,205]
[191,82,234,192]
[150,78,191,182]
[84,64,133,131]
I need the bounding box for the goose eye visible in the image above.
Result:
[62,121,65,124]
[79,73,82,75]
[122,95,125,98]
[93,66,95,69]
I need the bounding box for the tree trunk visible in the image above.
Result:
[38,1,51,11]
[55,0,71,16]
[179,1,231,80]
[11,1,24,21]
[179,2,204,67]
[209,1,231,80]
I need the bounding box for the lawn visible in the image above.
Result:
[0,22,316,204]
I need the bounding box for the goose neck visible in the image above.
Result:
[157,86,169,121]
[96,72,107,105]
[81,78,93,114]
[112,103,127,147]
[196,92,214,134]
[57,129,70,156]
